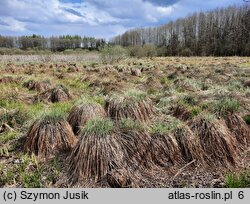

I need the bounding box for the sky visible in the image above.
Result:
[0,0,247,39]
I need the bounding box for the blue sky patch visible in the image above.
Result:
[0,0,245,39]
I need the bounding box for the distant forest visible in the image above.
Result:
[0,5,249,56]
[111,5,250,56]
[0,35,105,51]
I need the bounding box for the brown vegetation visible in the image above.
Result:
[224,114,250,148]
[0,76,17,84]
[173,126,206,165]
[107,169,132,188]
[105,93,154,123]
[190,114,238,167]
[23,79,52,92]
[24,114,76,159]
[67,118,125,185]
[34,85,71,103]
[150,133,182,167]
[67,102,107,135]
[0,56,250,188]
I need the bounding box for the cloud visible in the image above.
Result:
[0,20,9,26]
[0,17,26,32]
[63,8,85,17]
[0,0,245,38]
[143,0,179,6]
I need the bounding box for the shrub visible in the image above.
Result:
[100,45,128,64]
[156,46,167,57]
[128,45,144,58]
[180,48,193,57]
[128,45,157,58]
[143,44,157,57]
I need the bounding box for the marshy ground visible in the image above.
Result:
[0,56,250,188]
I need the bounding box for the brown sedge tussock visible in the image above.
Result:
[24,114,76,160]
[67,102,107,135]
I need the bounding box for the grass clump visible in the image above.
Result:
[21,171,41,188]
[150,120,180,135]
[82,118,114,137]
[0,146,9,157]
[0,101,45,127]
[67,100,106,135]
[191,106,202,117]
[202,112,217,122]
[190,112,238,167]
[24,109,76,159]
[243,115,250,125]
[0,153,61,187]
[118,117,145,131]
[106,90,153,122]
[213,98,240,116]
[35,108,67,125]
[0,109,30,128]
[123,89,148,102]
[0,132,18,144]
[171,96,202,121]
[67,118,125,185]
[228,80,244,91]
[61,78,88,92]
[181,95,198,106]
[226,170,250,188]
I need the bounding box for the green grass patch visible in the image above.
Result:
[119,117,145,131]
[213,98,240,116]
[228,80,244,91]
[150,119,181,135]
[0,108,30,128]
[243,115,250,125]
[0,132,18,144]
[124,90,147,100]
[190,106,202,117]
[82,118,114,137]
[0,153,62,187]
[226,170,250,188]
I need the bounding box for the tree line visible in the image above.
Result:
[0,34,105,51]
[111,5,250,56]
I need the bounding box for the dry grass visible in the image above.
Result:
[224,114,250,148]
[24,112,76,159]
[105,90,154,123]
[67,101,106,135]
[0,76,18,84]
[1,56,250,188]
[67,118,125,185]
[173,125,206,165]
[107,169,132,188]
[23,79,52,92]
[150,132,182,167]
[190,113,238,167]
[34,85,71,103]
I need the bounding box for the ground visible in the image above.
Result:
[0,56,250,188]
